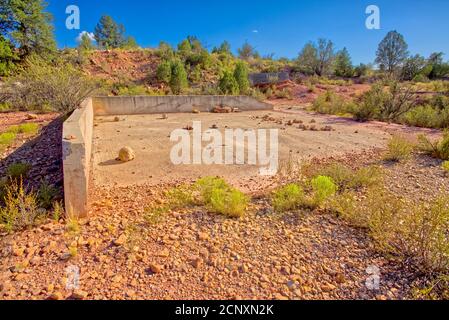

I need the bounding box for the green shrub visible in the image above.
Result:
[6,163,32,179]
[312,91,353,115]
[315,163,382,190]
[311,176,338,207]
[443,161,449,173]
[383,135,414,162]
[218,70,239,95]
[7,123,39,135]
[272,184,304,212]
[403,105,440,128]
[156,60,172,84]
[37,180,59,210]
[418,132,449,160]
[0,132,16,148]
[233,61,250,94]
[169,60,188,94]
[353,83,384,121]
[209,187,248,218]
[194,177,248,218]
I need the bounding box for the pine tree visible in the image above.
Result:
[8,0,56,57]
[94,15,126,49]
[0,35,17,76]
[375,30,409,74]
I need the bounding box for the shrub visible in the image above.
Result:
[233,61,250,94]
[443,161,449,173]
[194,177,249,218]
[403,105,440,128]
[218,70,239,95]
[0,132,16,149]
[6,163,32,179]
[37,180,59,210]
[0,180,40,232]
[312,91,353,115]
[383,135,414,162]
[156,60,172,84]
[418,132,449,160]
[272,184,304,212]
[169,60,188,94]
[329,187,449,273]
[353,83,384,121]
[209,187,248,218]
[315,163,382,190]
[2,55,96,113]
[311,176,338,207]
[7,123,39,135]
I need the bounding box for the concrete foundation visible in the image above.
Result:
[62,95,272,217]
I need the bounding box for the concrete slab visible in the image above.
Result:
[91,110,389,191]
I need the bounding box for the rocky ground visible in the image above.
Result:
[1,107,448,300]
[1,149,447,300]
[0,113,63,192]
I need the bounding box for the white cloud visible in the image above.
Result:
[76,31,95,43]
[252,30,259,33]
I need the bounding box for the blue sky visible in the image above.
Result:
[47,0,449,64]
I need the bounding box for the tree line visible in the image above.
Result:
[1,1,448,82]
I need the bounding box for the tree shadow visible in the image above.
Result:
[0,116,64,193]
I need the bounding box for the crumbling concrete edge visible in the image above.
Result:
[62,98,94,218]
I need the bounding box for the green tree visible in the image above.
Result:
[0,35,17,76]
[212,41,232,55]
[400,54,428,81]
[94,15,126,49]
[169,60,188,94]
[156,60,172,84]
[375,30,409,74]
[233,61,250,94]
[238,41,257,60]
[122,36,138,49]
[8,0,56,57]
[297,42,318,75]
[219,70,239,95]
[78,33,94,52]
[427,52,449,79]
[177,39,192,58]
[316,38,335,76]
[334,47,353,77]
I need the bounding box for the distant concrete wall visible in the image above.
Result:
[93,95,272,116]
[62,98,94,218]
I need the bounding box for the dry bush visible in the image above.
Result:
[1,55,96,113]
[418,132,449,160]
[383,135,414,162]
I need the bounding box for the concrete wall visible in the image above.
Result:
[93,95,272,116]
[63,95,271,217]
[62,98,94,218]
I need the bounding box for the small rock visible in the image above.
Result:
[71,290,88,300]
[47,292,64,300]
[113,234,127,246]
[148,263,163,274]
[118,147,135,162]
